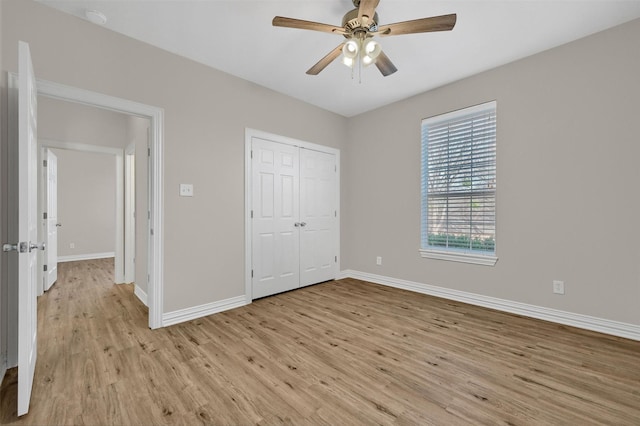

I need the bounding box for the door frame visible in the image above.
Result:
[38,147,60,294]
[37,140,125,291]
[10,75,164,330]
[244,128,340,302]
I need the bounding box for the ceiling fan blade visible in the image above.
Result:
[375,51,398,77]
[307,43,346,75]
[273,16,347,35]
[378,14,457,36]
[358,0,380,27]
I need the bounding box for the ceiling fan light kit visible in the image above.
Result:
[272,0,456,79]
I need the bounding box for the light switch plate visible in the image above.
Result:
[553,280,565,295]
[179,184,194,197]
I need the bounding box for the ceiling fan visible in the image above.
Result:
[272,0,457,77]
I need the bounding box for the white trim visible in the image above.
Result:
[114,150,124,283]
[33,76,164,329]
[124,143,136,284]
[39,139,122,156]
[419,249,498,266]
[422,100,497,124]
[134,286,148,306]
[0,364,6,391]
[162,296,248,327]
[58,252,115,263]
[244,131,252,304]
[340,270,640,341]
[244,128,341,302]
[36,146,46,297]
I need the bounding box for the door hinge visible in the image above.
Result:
[43,160,48,167]
[334,210,337,217]
[251,270,254,278]
[150,228,154,236]
[148,147,151,157]
[335,165,337,172]
[251,210,254,218]
[43,265,48,272]
[43,212,48,219]
[251,150,253,159]
[335,256,337,263]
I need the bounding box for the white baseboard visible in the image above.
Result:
[58,252,115,263]
[339,269,640,341]
[0,361,6,389]
[134,286,148,307]
[162,295,248,327]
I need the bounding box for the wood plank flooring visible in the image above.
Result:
[1,258,639,425]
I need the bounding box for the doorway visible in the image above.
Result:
[34,78,164,329]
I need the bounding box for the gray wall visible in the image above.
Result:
[38,97,129,260]
[39,96,130,149]
[0,0,637,362]
[1,0,348,314]
[344,18,640,325]
[52,149,116,258]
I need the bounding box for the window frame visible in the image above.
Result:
[420,101,498,266]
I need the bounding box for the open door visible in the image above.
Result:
[43,149,59,290]
[11,40,40,417]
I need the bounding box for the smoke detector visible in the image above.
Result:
[84,9,107,26]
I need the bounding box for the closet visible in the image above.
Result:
[249,133,338,299]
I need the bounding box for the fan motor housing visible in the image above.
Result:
[342,8,379,32]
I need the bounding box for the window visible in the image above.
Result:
[420,101,497,266]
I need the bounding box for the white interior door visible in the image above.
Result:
[44,149,58,291]
[299,148,337,287]
[251,138,300,299]
[17,40,40,417]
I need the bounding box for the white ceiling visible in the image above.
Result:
[36,0,640,117]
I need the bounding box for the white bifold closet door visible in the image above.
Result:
[251,137,337,299]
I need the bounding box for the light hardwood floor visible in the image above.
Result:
[1,258,639,425]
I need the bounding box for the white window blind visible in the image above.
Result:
[421,101,497,263]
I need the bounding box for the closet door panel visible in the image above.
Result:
[252,138,300,298]
[299,148,337,287]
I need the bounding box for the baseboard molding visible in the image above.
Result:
[58,252,115,263]
[134,286,148,307]
[162,295,248,327]
[0,362,6,389]
[339,269,640,341]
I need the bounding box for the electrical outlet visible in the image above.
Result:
[376,256,382,266]
[553,280,565,295]
[70,243,75,249]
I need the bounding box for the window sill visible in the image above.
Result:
[419,249,498,266]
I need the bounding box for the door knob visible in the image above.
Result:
[3,243,18,252]
[300,222,307,227]
[3,242,28,253]
[294,222,300,227]
[55,223,62,227]
[29,242,46,252]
